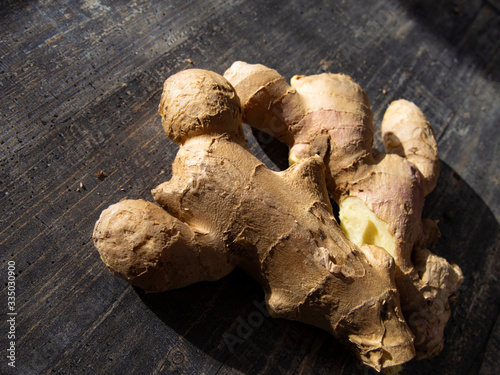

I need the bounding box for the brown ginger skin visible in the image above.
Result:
[93,69,416,371]
[224,61,464,359]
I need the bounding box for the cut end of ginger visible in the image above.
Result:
[339,196,396,258]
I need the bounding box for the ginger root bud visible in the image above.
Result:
[93,199,232,292]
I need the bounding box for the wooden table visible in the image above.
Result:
[2,1,499,374]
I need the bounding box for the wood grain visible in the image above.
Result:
[1,0,499,374]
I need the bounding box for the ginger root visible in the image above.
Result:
[224,62,464,359]
[93,69,417,371]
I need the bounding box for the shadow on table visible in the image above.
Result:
[397,0,499,82]
[138,156,499,375]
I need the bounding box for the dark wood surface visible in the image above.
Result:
[1,0,499,374]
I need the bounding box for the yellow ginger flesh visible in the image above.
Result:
[339,196,396,258]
